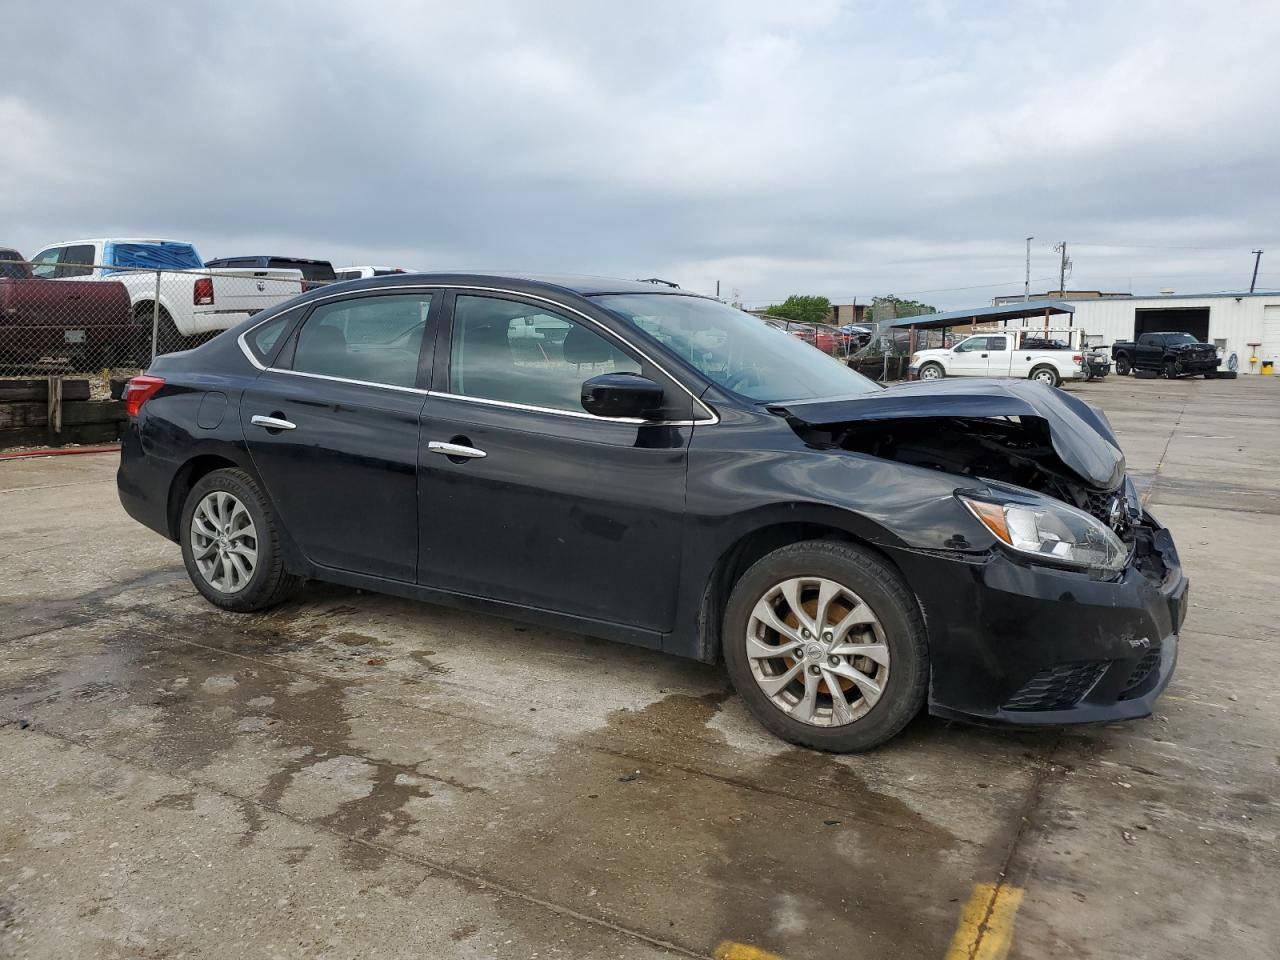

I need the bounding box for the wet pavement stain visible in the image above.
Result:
[147,791,198,812]
[409,649,451,675]
[1,607,443,868]
[478,689,972,957]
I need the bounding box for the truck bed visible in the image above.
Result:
[0,278,138,370]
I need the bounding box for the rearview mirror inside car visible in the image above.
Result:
[580,372,664,419]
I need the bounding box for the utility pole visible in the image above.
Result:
[1024,236,1034,302]
[1250,250,1263,293]
[716,280,721,298]
[1053,241,1071,297]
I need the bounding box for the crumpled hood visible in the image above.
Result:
[772,378,1126,490]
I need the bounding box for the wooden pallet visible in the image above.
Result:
[0,378,126,449]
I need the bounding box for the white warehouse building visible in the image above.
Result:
[1050,292,1280,374]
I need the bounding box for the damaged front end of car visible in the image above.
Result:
[771,378,1189,726]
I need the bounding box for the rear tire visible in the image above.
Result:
[1029,365,1060,387]
[1114,356,1131,376]
[722,540,928,752]
[180,468,299,613]
[1163,359,1180,379]
[136,303,183,357]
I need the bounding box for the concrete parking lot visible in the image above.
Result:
[2,375,1277,959]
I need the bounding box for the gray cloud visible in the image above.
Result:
[3,0,1278,307]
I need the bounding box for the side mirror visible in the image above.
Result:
[580,372,664,419]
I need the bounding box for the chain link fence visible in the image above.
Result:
[761,316,913,381]
[0,254,305,394]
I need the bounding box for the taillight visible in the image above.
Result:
[193,277,214,305]
[1073,354,1082,362]
[123,376,165,417]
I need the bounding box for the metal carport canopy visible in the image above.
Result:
[889,300,1076,330]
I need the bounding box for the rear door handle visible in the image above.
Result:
[250,414,296,431]
[428,440,486,459]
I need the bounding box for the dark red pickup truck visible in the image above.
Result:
[0,248,138,370]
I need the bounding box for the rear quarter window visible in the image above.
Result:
[243,310,301,366]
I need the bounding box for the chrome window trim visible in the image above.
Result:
[263,366,429,395]
[236,282,718,423]
[427,390,709,427]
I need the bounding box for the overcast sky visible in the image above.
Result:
[4,0,1278,308]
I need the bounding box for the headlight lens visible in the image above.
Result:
[960,495,1128,572]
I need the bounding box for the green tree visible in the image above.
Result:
[764,295,833,326]
[868,295,937,322]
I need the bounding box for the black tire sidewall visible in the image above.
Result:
[1030,366,1059,388]
[180,468,289,612]
[920,363,944,380]
[722,541,928,752]
[1115,356,1130,376]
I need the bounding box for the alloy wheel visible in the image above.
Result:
[1033,369,1056,385]
[190,491,259,594]
[745,576,890,727]
[919,365,942,380]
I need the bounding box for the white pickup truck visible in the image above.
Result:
[28,238,304,343]
[910,329,1085,387]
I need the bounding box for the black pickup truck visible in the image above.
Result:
[1111,332,1220,378]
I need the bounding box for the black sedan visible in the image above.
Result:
[117,273,1187,751]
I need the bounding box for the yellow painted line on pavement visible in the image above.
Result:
[713,942,786,960]
[944,881,1025,960]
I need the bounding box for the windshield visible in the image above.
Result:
[594,293,880,403]
[1164,333,1198,345]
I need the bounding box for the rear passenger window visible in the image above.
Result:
[449,295,640,412]
[291,294,431,388]
[58,245,95,278]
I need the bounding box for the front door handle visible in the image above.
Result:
[980,352,989,358]
[251,414,296,431]
[428,440,486,460]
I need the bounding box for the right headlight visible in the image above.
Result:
[959,494,1128,572]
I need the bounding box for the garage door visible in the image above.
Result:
[1134,307,1211,342]
[1263,305,1280,367]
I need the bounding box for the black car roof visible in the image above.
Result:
[318,272,708,299]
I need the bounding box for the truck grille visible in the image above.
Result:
[1002,661,1107,712]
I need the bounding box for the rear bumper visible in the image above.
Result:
[889,514,1187,727]
[116,419,176,540]
[0,323,146,359]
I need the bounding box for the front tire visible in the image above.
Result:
[917,362,944,381]
[722,541,928,752]
[1029,365,1060,387]
[1163,359,1180,379]
[180,468,299,612]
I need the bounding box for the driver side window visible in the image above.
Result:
[955,338,981,352]
[449,295,640,413]
[29,248,62,280]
